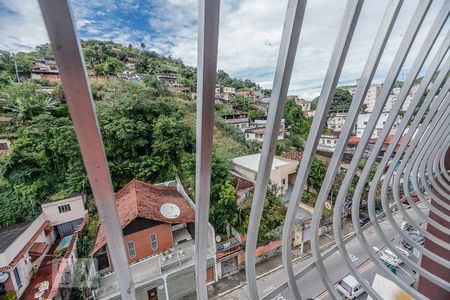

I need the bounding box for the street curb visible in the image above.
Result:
[214,231,352,299]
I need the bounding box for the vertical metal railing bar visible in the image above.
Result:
[369,30,450,247]
[420,98,450,199]
[416,113,450,211]
[354,0,450,254]
[386,92,450,287]
[195,0,221,299]
[286,0,403,298]
[346,5,450,293]
[435,138,450,188]
[37,0,137,299]
[439,137,450,182]
[331,1,433,299]
[432,131,450,189]
[245,1,307,299]
[388,63,450,233]
[281,1,365,298]
[405,90,450,222]
[420,130,450,208]
[434,134,450,188]
[425,124,450,201]
[410,95,450,217]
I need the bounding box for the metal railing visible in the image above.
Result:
[36,0,450,299]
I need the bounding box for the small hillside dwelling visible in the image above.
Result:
[156,69,180,86]
[318,134,339,152]
[31,57,61,83]
[326,110,348,132]
[92,180,196,272]
[223,87,235,94]
[356,112,402,138]
[0,196,86,300]
[222,112,249,132]
[232,154,298,195]
[244,116,286,142]
[231,172,255,204]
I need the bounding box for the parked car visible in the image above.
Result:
[401,232,424,251]
[359,214,370,227]
[375,206,384,216]
[380,248,405,267]
[336,275,365,299]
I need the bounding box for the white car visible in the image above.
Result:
[380,249,402,267]
[336,275,365,299]
[380,247,410,267]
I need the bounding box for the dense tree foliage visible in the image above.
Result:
[216,70,258,90]
[284,98,312,140]
[310,87,353,111]
[239,185,286,244]
[307,157,327,192]
[0,78,196,227]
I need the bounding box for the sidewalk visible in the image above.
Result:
[209,220,354,298]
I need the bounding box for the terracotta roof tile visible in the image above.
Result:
[94,179,195,253]
[231,173,254,192]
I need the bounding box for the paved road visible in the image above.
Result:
[222,204,426,300]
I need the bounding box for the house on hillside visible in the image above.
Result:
[232,154,298,195]
[221,112,249,132]
[31,57,61,83]
[231,172,254,204]
[91,179,216,300]
[156,69,180,86]
[0,196,87,300]
[244,116,285,142]
[326,110,348,132]
[318,134,339,152]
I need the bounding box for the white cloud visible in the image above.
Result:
[0,0,447,99]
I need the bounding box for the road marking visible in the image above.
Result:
[349,253,359,262]
[358,261,375,273]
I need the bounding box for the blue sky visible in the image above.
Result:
[0,0,448,99]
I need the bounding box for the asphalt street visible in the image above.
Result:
[222,204,426,300]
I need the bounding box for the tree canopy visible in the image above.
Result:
[310,87,353,111]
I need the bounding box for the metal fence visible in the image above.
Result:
[36,0,449,299]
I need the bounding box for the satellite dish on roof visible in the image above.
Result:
[160,203,181,219]
[0,272,9,283]
[215,235,222,243]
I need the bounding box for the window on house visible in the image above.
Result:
[364,121,368,125]
[282,179,286,186]
[327,140,331,144]
[127,241,136,259]
[58,204,71,213]
[13,267,22,288]
[150,234,158,250]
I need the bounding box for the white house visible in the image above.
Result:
[223,87,235,94]
[232,154,298,195]
[222,113,249,132]
[244,117,285,142]
[318,134,339,152]
[343,84,381,113]
[355,112,402,138]
[0,196,86,299]
[327,110,348,132]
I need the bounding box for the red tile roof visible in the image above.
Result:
[94,179,195,253]
[347,137,360,145]
[231,173,254,192]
